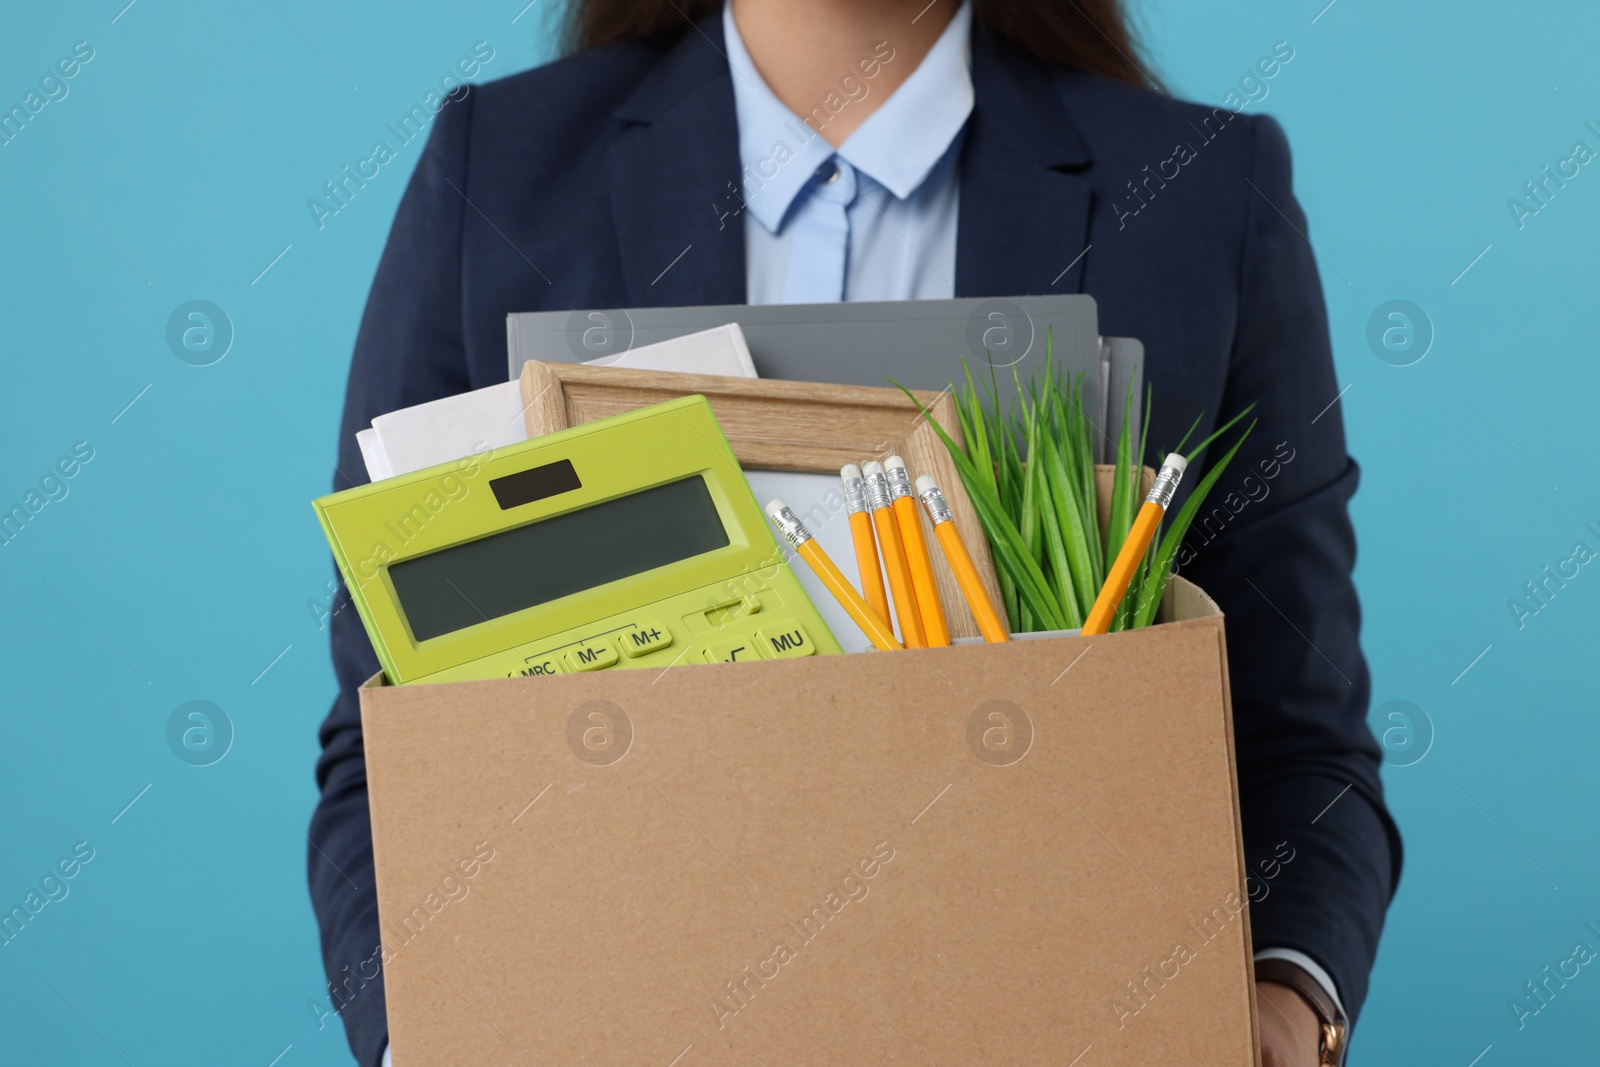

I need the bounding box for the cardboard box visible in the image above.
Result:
[359,573,1258,1065]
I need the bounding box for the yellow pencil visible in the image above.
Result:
[1080,453,1188,636]
[915,476,1010,643]
[766,500,903,652]
[840,464,892,632]
[863,461,926,649]
[885,455,949,646]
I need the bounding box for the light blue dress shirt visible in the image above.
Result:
[723,0,973,305]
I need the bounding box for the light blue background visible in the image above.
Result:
[1,1,1594,1063]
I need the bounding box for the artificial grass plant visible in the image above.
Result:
[897,339,1254,634]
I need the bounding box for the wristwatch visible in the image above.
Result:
[1254,958,1347,1066]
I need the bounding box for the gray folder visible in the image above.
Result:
[1099,336,1146,463]
[505,296,1141,459]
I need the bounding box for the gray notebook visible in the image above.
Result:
[505,297,1141,459]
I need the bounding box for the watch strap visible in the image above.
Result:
[1254,957,1347,1066]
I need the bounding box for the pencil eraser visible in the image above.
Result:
[884,454,907,472]
[841,463,862,481]
[764,499,788,521]
[915,474,939,495]
[1164,453,1188,474]
[863,461,885,477]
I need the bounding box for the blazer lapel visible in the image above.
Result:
[608,14,747,307]
[957,34,1096,298]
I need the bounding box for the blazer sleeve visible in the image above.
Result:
[1179,114,1403,1025]
[306,90,478,1067]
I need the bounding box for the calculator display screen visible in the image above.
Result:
[389,475,729,642]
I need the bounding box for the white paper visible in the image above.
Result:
[372,380,527,480]
[360,324,758,480]
[584,322,757,377]
[355,428,393,482]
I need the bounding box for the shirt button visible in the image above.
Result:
[815,160,840,185]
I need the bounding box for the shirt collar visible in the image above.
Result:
[723,1,974,233]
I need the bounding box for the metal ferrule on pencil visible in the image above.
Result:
[841,470,869,516]
[883,458,915,501]
[917,481,953,525]
[1146,453,1188,510]
[863,464,893,512]
[768,503,812,548]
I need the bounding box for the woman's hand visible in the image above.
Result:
[1257,980,1323,1067]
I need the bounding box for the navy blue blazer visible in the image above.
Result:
[312,14,1400,1064]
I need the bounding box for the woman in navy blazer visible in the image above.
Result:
[311,3,1399,1063]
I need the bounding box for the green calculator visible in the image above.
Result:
[314,396,840,685]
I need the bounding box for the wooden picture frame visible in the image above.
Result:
[518,360,1004,641]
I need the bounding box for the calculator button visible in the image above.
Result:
[619,624,672,658]
[705,595,762,627]
[564,641,619,672]
[515,655,564,677]
[755,621,815,659]
[705,636,765,664]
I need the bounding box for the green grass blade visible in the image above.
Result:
[1032,417,1081,625]
[1037,474,1077,624]
[970,407,1000,501]
[1182,403,1257,465]
[952,381,979,469]
[1070,374,1103,583]
[1039,422,1094,622]
[1105,381,1136,631]
[1171,410,1203,457]
[1117,383,1154,631]
[999,424,1024,525]
[1105,380,1136,559]
[1137,382,1152,473]
[1127,385,1155,626]
[1018,401,1042,559]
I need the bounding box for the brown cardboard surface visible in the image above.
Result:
[359,578,1258,1065]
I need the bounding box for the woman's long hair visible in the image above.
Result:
[563,0,1161,90]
